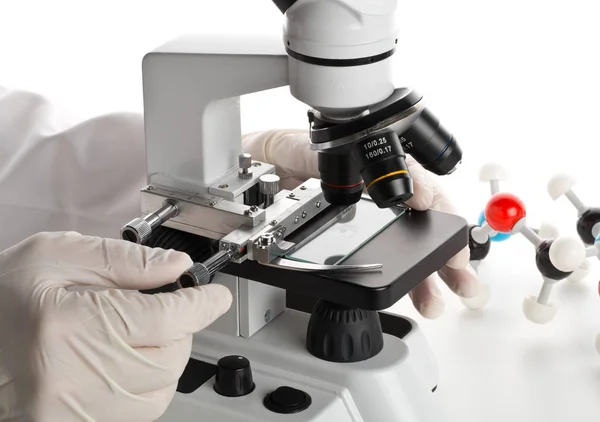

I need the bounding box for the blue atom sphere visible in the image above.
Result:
[478,210,512,242]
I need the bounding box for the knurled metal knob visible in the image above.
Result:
[238,153,253,180]
[120,201,179,244]
[177,263,211,288]
[121,218,153,244]
[260,174,280,196]
[260,174,280,208]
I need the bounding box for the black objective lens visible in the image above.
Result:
[399,108,462,175]
[318,151,364,206]
[350,131,413,208]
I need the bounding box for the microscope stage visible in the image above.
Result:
[223,208,468,311]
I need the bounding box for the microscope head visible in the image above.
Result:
[282,0,398,118]
[280,0,463,208]
[121,1,469,324]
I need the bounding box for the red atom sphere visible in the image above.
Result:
[484,193,527,232]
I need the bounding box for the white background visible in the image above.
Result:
[1,1,599,421]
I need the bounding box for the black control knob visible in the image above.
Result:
[306,300,384,363]
[214,355,255,397]
[264,386,312,414]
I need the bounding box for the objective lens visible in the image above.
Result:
[399,108,462,176]
[350,131,413,208]
[319,152,364,206]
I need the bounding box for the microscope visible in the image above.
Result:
[121,1,468,420]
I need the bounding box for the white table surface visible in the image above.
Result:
[389,236,600,422]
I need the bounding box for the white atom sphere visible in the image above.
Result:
[568,260,590,283]
[538,221,560,239]
[549,236,587,272]
[522,296,558,324]
[479,163,508,182]
[547,173,577,200]
[460,282,491,310]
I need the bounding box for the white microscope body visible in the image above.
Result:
[124,1,464,420]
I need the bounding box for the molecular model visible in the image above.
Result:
[462,164,600,354]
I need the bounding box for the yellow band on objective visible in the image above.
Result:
[366,170,408,189]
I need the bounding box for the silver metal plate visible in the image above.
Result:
[141,186,267,240]
[220,178,329,259]
[209,162,276,200]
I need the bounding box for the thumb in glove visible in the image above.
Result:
[0,232,232,422]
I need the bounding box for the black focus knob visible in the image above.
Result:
[214,355,255,397]
[306,300,384,363]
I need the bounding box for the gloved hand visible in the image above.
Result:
[243,130,480,319]
[0,231,232,422]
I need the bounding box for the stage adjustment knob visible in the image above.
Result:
[214,355,255,397]
[238,153,253,180]
[260,174,280,208]
[306,300,384,363]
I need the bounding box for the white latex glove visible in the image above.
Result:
[0,231,232,422]
[243,129,479,319]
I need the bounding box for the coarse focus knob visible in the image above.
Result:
[238,153,253,180]
[306,300,384,363]
[214,356,255,397]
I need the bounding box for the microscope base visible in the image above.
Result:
[158,309,442,422]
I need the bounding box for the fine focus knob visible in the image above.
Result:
[214,356,255,397]
[238,153,253,180]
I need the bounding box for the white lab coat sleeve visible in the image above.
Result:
[0,86,146,251]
